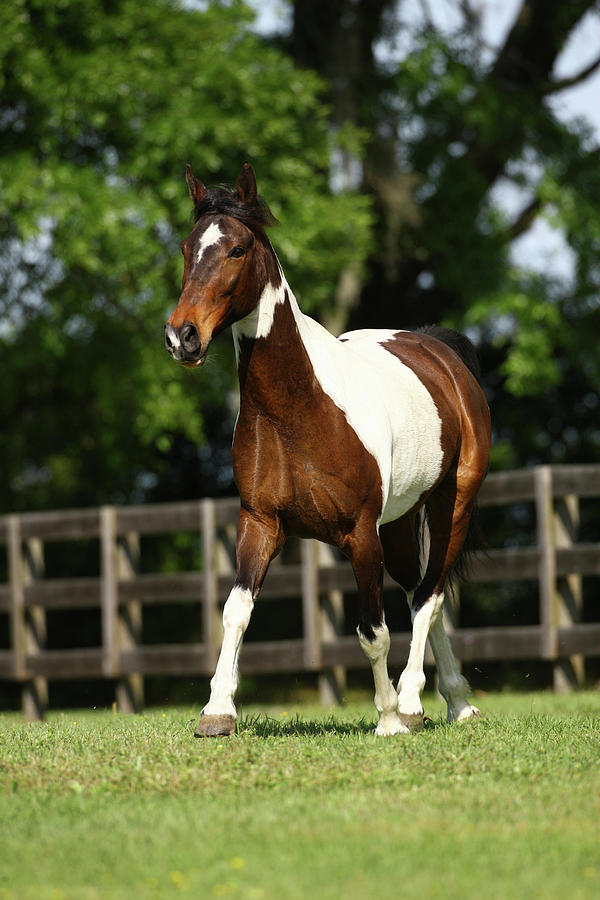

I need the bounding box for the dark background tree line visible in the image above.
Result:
[1,0,599,700]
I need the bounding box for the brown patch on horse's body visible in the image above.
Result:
[233,298,383,553]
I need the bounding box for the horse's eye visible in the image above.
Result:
[229,246,245,259]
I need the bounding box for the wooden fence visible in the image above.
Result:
[1,464,599,719]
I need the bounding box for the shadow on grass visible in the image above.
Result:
[237,713,440,738]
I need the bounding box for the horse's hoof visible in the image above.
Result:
[398,711,425,733]
[375,714,410,737]
[454,705,481,723]
[194,714,236,737]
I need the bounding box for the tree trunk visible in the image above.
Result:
[290,0,598,330]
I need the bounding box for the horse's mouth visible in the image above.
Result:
[179,352,208,369]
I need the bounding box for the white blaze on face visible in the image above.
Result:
[196,222,223,264]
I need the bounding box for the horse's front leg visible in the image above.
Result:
[195,510,282,737]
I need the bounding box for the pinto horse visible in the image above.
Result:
[165,163,491,737]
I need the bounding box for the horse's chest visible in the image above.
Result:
[233,402,382,539]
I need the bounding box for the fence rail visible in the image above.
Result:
[1,464,599,718]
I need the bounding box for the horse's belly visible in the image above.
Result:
[380,427,443,524]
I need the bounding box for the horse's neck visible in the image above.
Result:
[232,274,338,410]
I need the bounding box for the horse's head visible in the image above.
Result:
[165,162,277,367]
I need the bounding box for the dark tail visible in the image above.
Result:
[416,325,486,588]
[415,325,482,384]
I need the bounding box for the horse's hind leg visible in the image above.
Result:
[380,512,430,732]
[428,614,480,722]
[397,474,479,730]
[403,511,479,723]
[348,520,408,736]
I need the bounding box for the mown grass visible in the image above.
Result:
[1,691,599,899]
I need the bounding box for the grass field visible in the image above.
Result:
[1,690,599,899]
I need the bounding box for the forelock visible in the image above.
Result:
[192,186,278,231]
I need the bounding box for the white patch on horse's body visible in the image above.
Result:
[239,276,444,524]
[201,585,253,720]
[195,222,223,264]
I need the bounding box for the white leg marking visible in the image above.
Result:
[397,592,445,728]
[427,615,480,722]
[358,622,409,736]
[202,586,253,720]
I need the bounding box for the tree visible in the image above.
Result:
[290,0,600,467]
[0,0,372,511]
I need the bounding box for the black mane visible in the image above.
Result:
[193,186,278,230]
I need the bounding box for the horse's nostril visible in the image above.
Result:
[180,322,200,351]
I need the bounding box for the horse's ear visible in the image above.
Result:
[185,164,207,206]
[236,162,257,205]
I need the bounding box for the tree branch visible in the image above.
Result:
[544,50,600,94]
[506,196,542,240]
[458,0,482,34]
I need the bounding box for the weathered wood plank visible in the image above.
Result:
[551,465,600,499]
[469,548,539,582]
[118,573,205,604]
[8,516,26,680]
[556,544,600,577]
[24,578,101,610]
[241,640,306,673]
[17,622,600,682]
[301,540,321,670]
[478,469,536,506]
[0,585,11,612]
[100,507,119,677]
[557,623,600,656]
[214,498,241,528]
[450,626,544,661]
[116,502,202,536]
[0,650,14,679]
[257,566,304,598]
[18,509,101,542]
[121,644,209,676]
[26,648,104,679]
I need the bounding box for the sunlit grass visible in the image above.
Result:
[1,692,599,899]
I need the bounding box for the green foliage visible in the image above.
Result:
[388,18,600,411]
[0,0,372,510]
[464,278,564,396]
[1,694,600,898]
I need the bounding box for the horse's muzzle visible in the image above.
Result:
[164,321,208,367]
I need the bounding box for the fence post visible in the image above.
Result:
[301,539,321,671]
[8,516,27,715]
[100,506,120,682]
[317,543,346,706]
[115,530,144,713]
[22,537,48,720]
[201,499,220,671]
[535,466,558,664]
[553,493,584,691]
